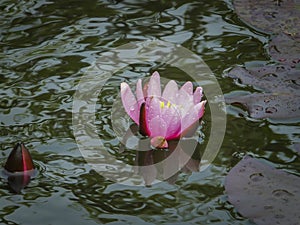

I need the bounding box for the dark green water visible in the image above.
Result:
[0,0,299,224]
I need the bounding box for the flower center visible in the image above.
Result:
[160,100,172,109]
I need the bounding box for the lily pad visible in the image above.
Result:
[268,33,300,67]
[225,156,300,225]
[226,65,300,94]
[233,0,300,38]
[226,93,300,119]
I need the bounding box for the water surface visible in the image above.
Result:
[1,0,299,224]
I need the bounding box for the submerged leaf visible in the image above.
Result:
[268,33,300,67]
[225,156,300,225]
[226,93,300,119]
[227,65,300,94]
[233,0,300,38]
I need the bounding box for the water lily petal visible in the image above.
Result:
[145,97,168,137]
[120,82,139,124]
[180,81,193,96]
[136,79,144,108]
[160,103,181,140]
[147,71,161,97]
[162,80,179,104]
[176,88,194,116]
[193,87,203,104]
[180,100,206,136]
[149,115,168,137]
[139,103,150,136]
[177,82,194,107]
[145,96,161,123]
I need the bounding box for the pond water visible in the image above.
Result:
[0,0,299,224]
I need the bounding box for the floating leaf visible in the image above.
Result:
[268,33,300,67]
[226,93,300,119]
[226,65,300,94]
[225,156,300,225]
[226,65,300,119]
[233,0,300,38]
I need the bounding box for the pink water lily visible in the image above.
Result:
[120,71,206,149]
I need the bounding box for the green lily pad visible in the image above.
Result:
[268,33,300,67]
[226,65,300,94]
[225,156,300,225]
[233,0,300,38]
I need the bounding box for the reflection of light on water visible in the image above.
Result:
[269,124,300,143]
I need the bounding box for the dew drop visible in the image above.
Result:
[265,107,277,114]
[253,105,263,111]
[264,205,273,210]
[272,189,293,201]
[239,168,245,173]
[274,214,285,219]
[250,173,264,182]
[276,65,286,72]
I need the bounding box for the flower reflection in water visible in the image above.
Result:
[121,124,201,186]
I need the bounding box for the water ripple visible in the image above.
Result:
[0,0,298,224]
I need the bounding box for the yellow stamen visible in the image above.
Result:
[167,101,171,108]
[160,100,176,109]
